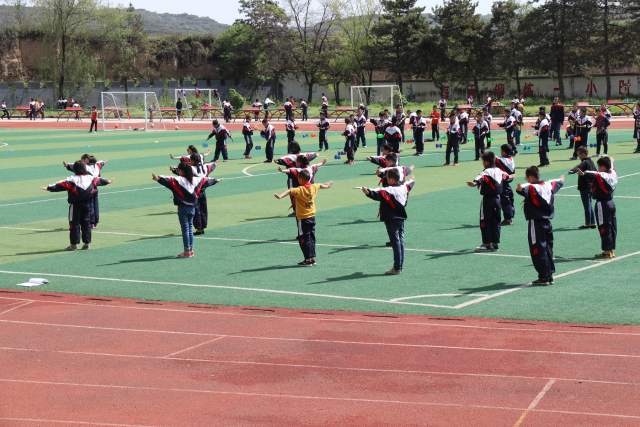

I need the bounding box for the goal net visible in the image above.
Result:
[351,85,403,112]
[101,92,166,132]
[175,88,221,118]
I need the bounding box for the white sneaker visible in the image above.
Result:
[474,244,492,252]
[602,154,608,157]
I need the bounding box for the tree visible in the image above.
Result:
[319,35,357,105]
[489,0,528,95]
[284,0,335,102]
[592,0,627,99]
[215,24,264,83]
[1,0,32,27]
[373,0,428,93]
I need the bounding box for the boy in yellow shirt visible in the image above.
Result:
[274,169,333,266]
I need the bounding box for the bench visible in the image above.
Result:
[325,107,356,122]
[57,107,91,121]
[9,106,31,119]
[103,106,130,120]
[606,100,635,117]
[192,106,220,121]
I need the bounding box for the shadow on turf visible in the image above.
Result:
[242,215,287,222]
[145,211,175,216]
[330,219,379,227]
[307,272,382,285]
[15,248,71,256]
[98,256,176,266]
[441,224,477,230]
[458,282,515,294]
[228,265,300,274]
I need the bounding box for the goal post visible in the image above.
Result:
[101,92,166,132]
[351,85,403,112]
[175,88,221,118]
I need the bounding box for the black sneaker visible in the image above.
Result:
[569,156,578,160]
[263,159,271,163]
[287,212,296,217]
[538,163,546,167]
[310,259,317,266]
[194,230,205,235]
[385,241,392,247]
[500,219,513,226]
[297,259,315,267]
[532,277,551,286]
[474,244,492,252]
[548,276,554,284]
[578,225,591,229]
[491,244,499,252]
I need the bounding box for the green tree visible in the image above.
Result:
[319,35,356,105]
[592,0,627,99]
[489,0,528,95]
[373,0,427,93]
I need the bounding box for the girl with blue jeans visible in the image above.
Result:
[153,161,222,258]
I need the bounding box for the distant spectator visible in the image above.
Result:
[1,100,9,120]
[29,98,36,121]
[550,97,565,147]
[39,99,45,119]
[176,98,183,121]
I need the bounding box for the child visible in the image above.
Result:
[468,95,474,105]
[321,95,329,116]
[176,98,184,122]
[276,145,320,216]
[466,151,508,252]
[472,112,489,161]
[439,96,447,120]
[408,110,417,146]
[222,98,232,123]
[497,112,517,155]
[483,107,493,148]
[512,103,524,146]
[458,108,469,144]
[430,105,440,141]
[376,153,414,186]
[252,99,262,121]
[41,161,114,251]
[384,116,402,153]
[317,111,330,151]
[371,111,387,155]
[63,154,108,229]
[515,167,565,285]
[358,101,369,119]
[39,99,45,119]
[485,93,492,114]
[1,100,9,120]
[634,102,640,153]
[576,157,618,258]
[300,99,308,121]
[414,110,426,155]
[355,108,367,149]
[570,107,593,160]
[568,146,597,229]
[206,120,232,162]
[88,106,98,133]
[362,170,416,275]
[286,113,298,143]
[284,97,294,118]
[170,155,217,235]
[393,105,406,142]
[261,119,277,163]
[567,103,579,149]
[444,113,461,166]
[600,102,612,119]
[550,97,565,146]
[278,155,327,185]
[243,116,255,159]
[274,170,333,266]
[342,117,356,164]
[170,145,210,165]
[594,107,610,158]
[534,111,550,167]
[366,144,399,167]
[496,144,515,226]
[153,161,221,258]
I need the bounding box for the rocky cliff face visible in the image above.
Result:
[0,34,27,82]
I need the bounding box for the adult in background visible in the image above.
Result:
[39,99,45,119]
[176,98,183,122]
[550,97,565,146]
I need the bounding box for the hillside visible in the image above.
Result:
[0,6,228,36]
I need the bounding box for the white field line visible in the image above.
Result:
[0,226,602,263]
[3,322,640,359]
[4,345,640,387]
[512,378,557,427]
[0,301,32,316]
[0,270,455,309]
[163,336,226,358]
[0,418,166,427]
[1,378,639,419]
[454,250,640,309]
[389,294,488,302]
[2,295,639,337]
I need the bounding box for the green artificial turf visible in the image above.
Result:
[1,127,639,325]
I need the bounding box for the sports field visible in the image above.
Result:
[1,127,639,325]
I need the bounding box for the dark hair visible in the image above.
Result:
[597,156,612,169]
[81,153,91,162]
[382,143,393,153]
[387,168,400,182]
[73,160,87,175]
[298,169,311,182]
[525,166,540,179]
[262,118,268,124]
[188,145,198,154]
[378,111,385,117]
[289,114,295,119]
[178,160,194,184]
[576,146,589,156]
[580,107,587,112]
[482,151,495,165]
[288,141,301,154]
[501,144,512,156]
[416,109,422,114]
[538,111,546,118]
[449,112,456,119]
[384,152,398,165]
[190,152,204,175]
[320,111,325,117]
[296,155,310,167]
[344,117,351,123]
[391,116,397,124]
[212,120,219,126]
[539,106,546,111]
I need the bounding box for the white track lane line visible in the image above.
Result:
[0,301,32,316]
[0,418,166,427]
[454,250,640,309]
[513,378,557,427]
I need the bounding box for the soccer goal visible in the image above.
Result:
[351,85,403,111]
[175,88,221,119]
[101,92,166,132]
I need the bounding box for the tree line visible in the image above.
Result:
[3,0,640,101]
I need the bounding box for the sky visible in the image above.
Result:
[128,0,496,25]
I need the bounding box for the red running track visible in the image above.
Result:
[0,291,639,426]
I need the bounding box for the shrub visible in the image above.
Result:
[228,88,245,109]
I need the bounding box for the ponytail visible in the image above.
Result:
[178,160,194,184]
[190,153,204,176]
[187,145,198,154]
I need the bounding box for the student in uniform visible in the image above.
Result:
[570,107,593,160]
[41,160,114,251]
[355,108,367,149]
[593,107,610,158]
[444,113,461,166]
[284,97,293,118]
[286,113,298,143]
[439,96,447,120]
[274,169,333,266]
[550,97,565,146]
[170,145,210,165]
[468,95,474,106]
[29,98,36,121]
[300,99,308,121]
[634,102,640,153]
[63,154,108,229]
[342,117,356,164]
[376,153,414,187]
[498,112,518,156]
[408,110,417,146]
[153,161,222,258]
[511,103,523,146]
[515,167,565,285]
[358,102,369,119]
[472,112,489,161]
[576,156,618,258]
[176,98,184,121]
[430,105,440,141]
[206,120,232,162]
[413,110,426,156]
[317,111,330,151]
[252,99,262,121]
[534,111,551,167]
[243,116,255,159]
[483,107,493,149]
[466,151,508,252]
[392,105,406,143]
[1,100,9,120]
[568,146,597,229]
[366,144,398,167]
[362,169,416,275]
[567,103,579,149]
[222,98,232,123]
[496,144,516,226]
[384,116,402,154]
[458,108,469,144]
[275,142,319,216]
[485,93,492,114]
[371,111,387,155]
[321,95,329,117]
[261,118,277,163]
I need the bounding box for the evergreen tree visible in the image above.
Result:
[489,0,528,95]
